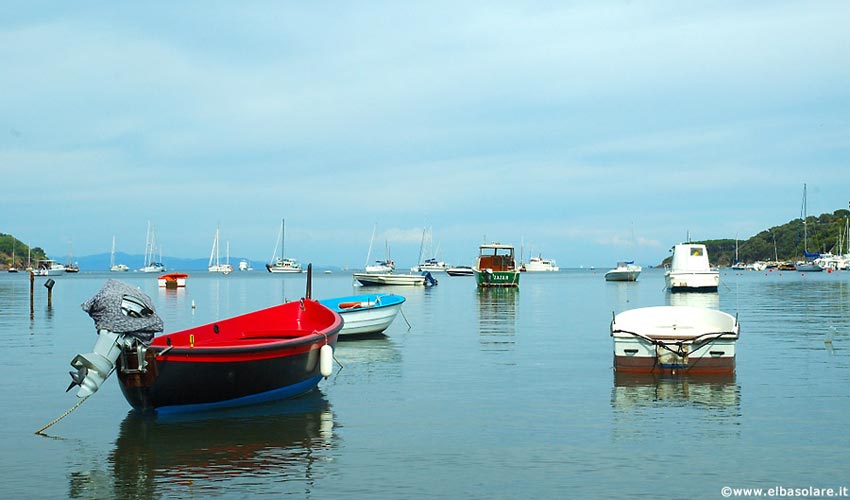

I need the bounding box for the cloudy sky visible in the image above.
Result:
[3,1,849,268]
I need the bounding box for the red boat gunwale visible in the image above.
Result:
[149,298,342,362]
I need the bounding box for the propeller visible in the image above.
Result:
[66,366,88,393]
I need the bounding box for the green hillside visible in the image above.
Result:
[0,234,48,269]
[661,209,850,267]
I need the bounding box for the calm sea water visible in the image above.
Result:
[1,268,848,499]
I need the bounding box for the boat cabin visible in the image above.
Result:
[670,243,711,272]
[476,243,517,272]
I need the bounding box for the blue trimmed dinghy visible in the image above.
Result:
[319,293,406,336]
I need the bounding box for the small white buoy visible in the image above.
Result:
[320,344,333,377]
[191,300,196,309]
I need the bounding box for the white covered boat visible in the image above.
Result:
[610,305,739,374]
[665,243,719,292]
[604,261,641,282]
[523,254,559,272]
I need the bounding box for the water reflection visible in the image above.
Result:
[611,372,741,441]
[605,280,641,310]
[334,334,403,382]
[476,288,518,352]
[102,391,335,498]
[666,291,720,308]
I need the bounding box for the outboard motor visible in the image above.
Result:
[422,271,438,287]
[67,280,163,398]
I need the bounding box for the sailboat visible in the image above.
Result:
[65,241,80,273]
[208,225,234,274]
[110,236,129,272]
[795,184,823,272]
[266,219,302,273]
[7,240,19,272]
[730,236,746,271]
[363,223,395,274]
[410,226,449,272]
[139,221,166,273]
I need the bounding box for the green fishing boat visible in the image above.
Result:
[473,242,520,288]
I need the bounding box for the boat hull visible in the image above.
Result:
[266,265,303,273]
[320,294,405,336]
[794,262,823,272]
[611,306,739,375]
[118,349,328,413]
[665,271,719,292]
[604,270,640,282]
[33,268,66,276]
[473,269,520,288]
[446,267,474,276]
[115,299,342,414]
[353,273,426,286]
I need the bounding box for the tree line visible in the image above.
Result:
[661,208,850,267]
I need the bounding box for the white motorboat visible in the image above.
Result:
[665,243,719,292]
[33,259,66,276]
[353,272,437,287]
[446,265,474,276]
[610,305,739,374]
[523,254,559,272]
[604,261,642,282]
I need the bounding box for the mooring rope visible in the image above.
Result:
[35,396,90,435]
[400,307,412,330]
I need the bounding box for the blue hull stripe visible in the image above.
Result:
[154,375,324,415]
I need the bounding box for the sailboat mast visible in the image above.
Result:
[365,223,376,268]
[801,183,808,253]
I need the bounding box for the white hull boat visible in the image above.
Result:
[611,305,739,374]
[523,255,559,272]
[319,294,406,336]
[604,262,641,282]
[446,266,474,276]
[266,219,302,273]
[33,260,66,276]
[665,243,719,292]
[353,272,436,287]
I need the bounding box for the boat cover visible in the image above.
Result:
[81,279,163,344]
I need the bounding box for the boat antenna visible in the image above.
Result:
[305,263,312,299]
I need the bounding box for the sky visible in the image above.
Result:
[2,1,849,269]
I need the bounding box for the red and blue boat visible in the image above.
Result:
[67,269,341,414]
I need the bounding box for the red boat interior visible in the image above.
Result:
[150,299,341,349]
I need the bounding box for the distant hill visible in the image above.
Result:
[660,208,850,267]
[0,234,48,269]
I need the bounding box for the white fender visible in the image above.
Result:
[320,344,333,378]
